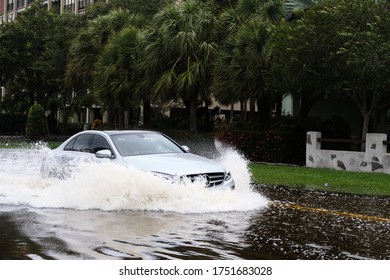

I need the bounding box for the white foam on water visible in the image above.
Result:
[0,143,267,213]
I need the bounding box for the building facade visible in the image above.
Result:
[0,0,102,24]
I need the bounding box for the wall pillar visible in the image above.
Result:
[60,0,64,14]
[365,133,387,171]
[306,131,321,167]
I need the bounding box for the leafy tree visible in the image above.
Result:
[329,0,390,140]
[214,0,283,123]
[0,1,81,106]
[66,10,147,125]
[214,19,273,122]
[25,103,49,141]
[93,27,142,128]
[138,0,219,131]
[0,1,82,116]
[269,0,390,140]
[84,0,175,19]
[66,9,139,92]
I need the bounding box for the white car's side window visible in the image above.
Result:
[91,135,111,154]
[69,134,93,153]
[64,138,76,151]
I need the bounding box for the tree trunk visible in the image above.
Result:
[143,98,151,128]
[275,93,282,117]
[106,103,113,125]
[240,99,247,123]
[249,97,256,122]
[118,105,125,129]
[230,103,234,122]
[29,91,35,107]
[258,94,271,125]
[361,111,370,151]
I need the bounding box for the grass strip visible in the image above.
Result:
[0,141,62,149]
[249,163,390,197]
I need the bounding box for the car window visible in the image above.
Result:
[110,132,183,156]
[91,135,111,154]
[72,134,93,153]
[64,138,76,151]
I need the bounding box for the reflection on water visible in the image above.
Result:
[1,147,390,260]
[0,206,258,260]
[250,185,390,260]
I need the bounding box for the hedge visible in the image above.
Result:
[216,129,288,163]
[25,103,49,141]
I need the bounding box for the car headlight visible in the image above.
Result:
[224,170,232,181]
[152,172,176,182]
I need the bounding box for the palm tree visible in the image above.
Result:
[66,9,137,91]
[93,27,141,129]
[214,0,282,123]
[215,18,273,122]
[65,9,147,125]
[137,0,219,131]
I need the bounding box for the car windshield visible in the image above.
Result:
[110,132,184,156]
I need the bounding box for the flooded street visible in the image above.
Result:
[1,147,389,260]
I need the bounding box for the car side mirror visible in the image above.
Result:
[96,149,115,159]
[181,145,190,152]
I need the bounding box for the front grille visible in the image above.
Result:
[183,172,225,187]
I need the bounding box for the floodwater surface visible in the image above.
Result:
[0,145,389,260]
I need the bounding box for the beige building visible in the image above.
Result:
[0,0,104,24]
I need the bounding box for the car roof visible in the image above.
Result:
[103,130,159,136]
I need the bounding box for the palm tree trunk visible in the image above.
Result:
[249,97,256,122]
[119,105,125,129]
[230,103,234,122]
[143,98,151,128]
[240,99,247,123]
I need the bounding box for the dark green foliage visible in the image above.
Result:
[269,116,311,164]
[269,0,390,139]
[0,113,27,135]
[216,116,347,165]
[25,103,49,141]
[217,128,286,163]
[62,122,84,136]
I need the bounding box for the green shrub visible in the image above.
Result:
[215,116,316,165]
[217,129,286,163]
[63,122,84,135]
[25,103,49,141]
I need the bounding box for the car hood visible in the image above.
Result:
[121,153,225,175]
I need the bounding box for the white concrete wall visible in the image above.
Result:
[306,131,390,173]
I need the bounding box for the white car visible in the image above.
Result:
[41,130,235,190]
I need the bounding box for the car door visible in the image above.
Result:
[43,133,94,178]
[90,134,113,155]
[59,133,94,165]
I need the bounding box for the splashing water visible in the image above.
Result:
[0,141,267,213]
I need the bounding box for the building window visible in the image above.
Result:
[79,0,86,9]
[28,0,34,4]
[65,0,75,12]
[7,0,15,12]
[17,0,25,8]
[52,0,61,14]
